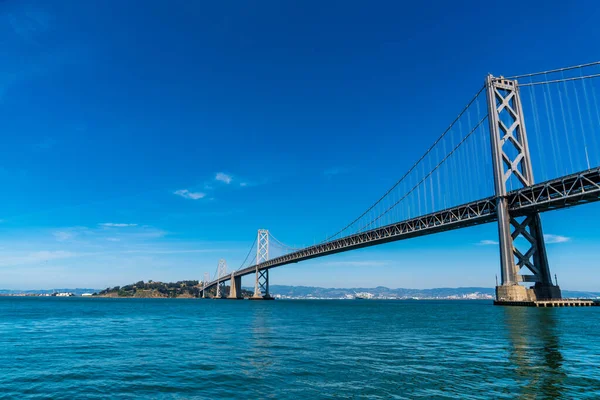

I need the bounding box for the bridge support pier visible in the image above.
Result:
[496,281,562,303]
[250,268,274,300]
[227,273,243,299]
[486,75,561,303]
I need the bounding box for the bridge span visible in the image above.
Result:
[201,62,600,304]
[204,168,600,292]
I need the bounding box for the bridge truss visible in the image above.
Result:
[205,168,600,292]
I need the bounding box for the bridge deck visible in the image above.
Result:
[205,168,600,290]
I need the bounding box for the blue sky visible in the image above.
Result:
[1,0,599,290]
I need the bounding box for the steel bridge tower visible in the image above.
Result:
[251,229,273,299]
[202,272,210,298]
[215,259,227,298]
[486,75,561,302]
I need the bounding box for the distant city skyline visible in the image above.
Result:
[1,1,599,290]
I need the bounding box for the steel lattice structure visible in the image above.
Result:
[215,259,227,298]
[202,272,210,298]
[486,75,557,300]
[253,229,270,298]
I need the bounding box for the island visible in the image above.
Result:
[95,280,253,298]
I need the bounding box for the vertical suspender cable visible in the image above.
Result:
[542,78,560,176]
[588,74,600,166]
[561,74,581,171]
[557,83,574,173]
[545,76,564,174]
[572,78,591,169]
[580,69,599,166]
[527,81,546,181]
[436,146,442,210]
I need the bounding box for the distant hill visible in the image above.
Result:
[2,284,598,299]
[96,280,202,298]
[96,280,253,298]
[0,288,99,296]
[254,285,600,300]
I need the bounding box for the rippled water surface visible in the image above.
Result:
[1,298,599,399]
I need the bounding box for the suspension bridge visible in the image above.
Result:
[200,62,600,304]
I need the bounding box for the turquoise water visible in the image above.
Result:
[0,298,599,399]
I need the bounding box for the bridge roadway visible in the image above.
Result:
[205,167,600,291]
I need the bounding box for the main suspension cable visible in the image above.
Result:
[508,61,600,80]
[269,232,301,251]
[519,73,600,87]
[359,116,488,232]
[322,85,486,242]
[237,236,257,271]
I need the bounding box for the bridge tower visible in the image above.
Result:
[251,229,273,300]
[486,75,561,302]
[202,272,210,298]
[215,259,227,298]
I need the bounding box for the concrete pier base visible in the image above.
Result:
[531,283,562,300]
[227,275,243,299]
[495,283,562,305]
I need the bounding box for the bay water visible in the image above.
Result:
[1,298,599,399]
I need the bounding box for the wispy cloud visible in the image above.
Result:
[477,235,569,246]
[176,171,259,202]
[119,249,226,255]
[53,224,166,244]
[0,250,77,267]
[215,172,232,184]
[30,250,76,262]
[173,189,205,200]
[544,234,570,244]
[238,178,268,188]
[133,228,168,239]
[99,223,138,228]
[53,231,74,241]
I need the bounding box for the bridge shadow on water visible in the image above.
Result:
[502,307,566,399]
